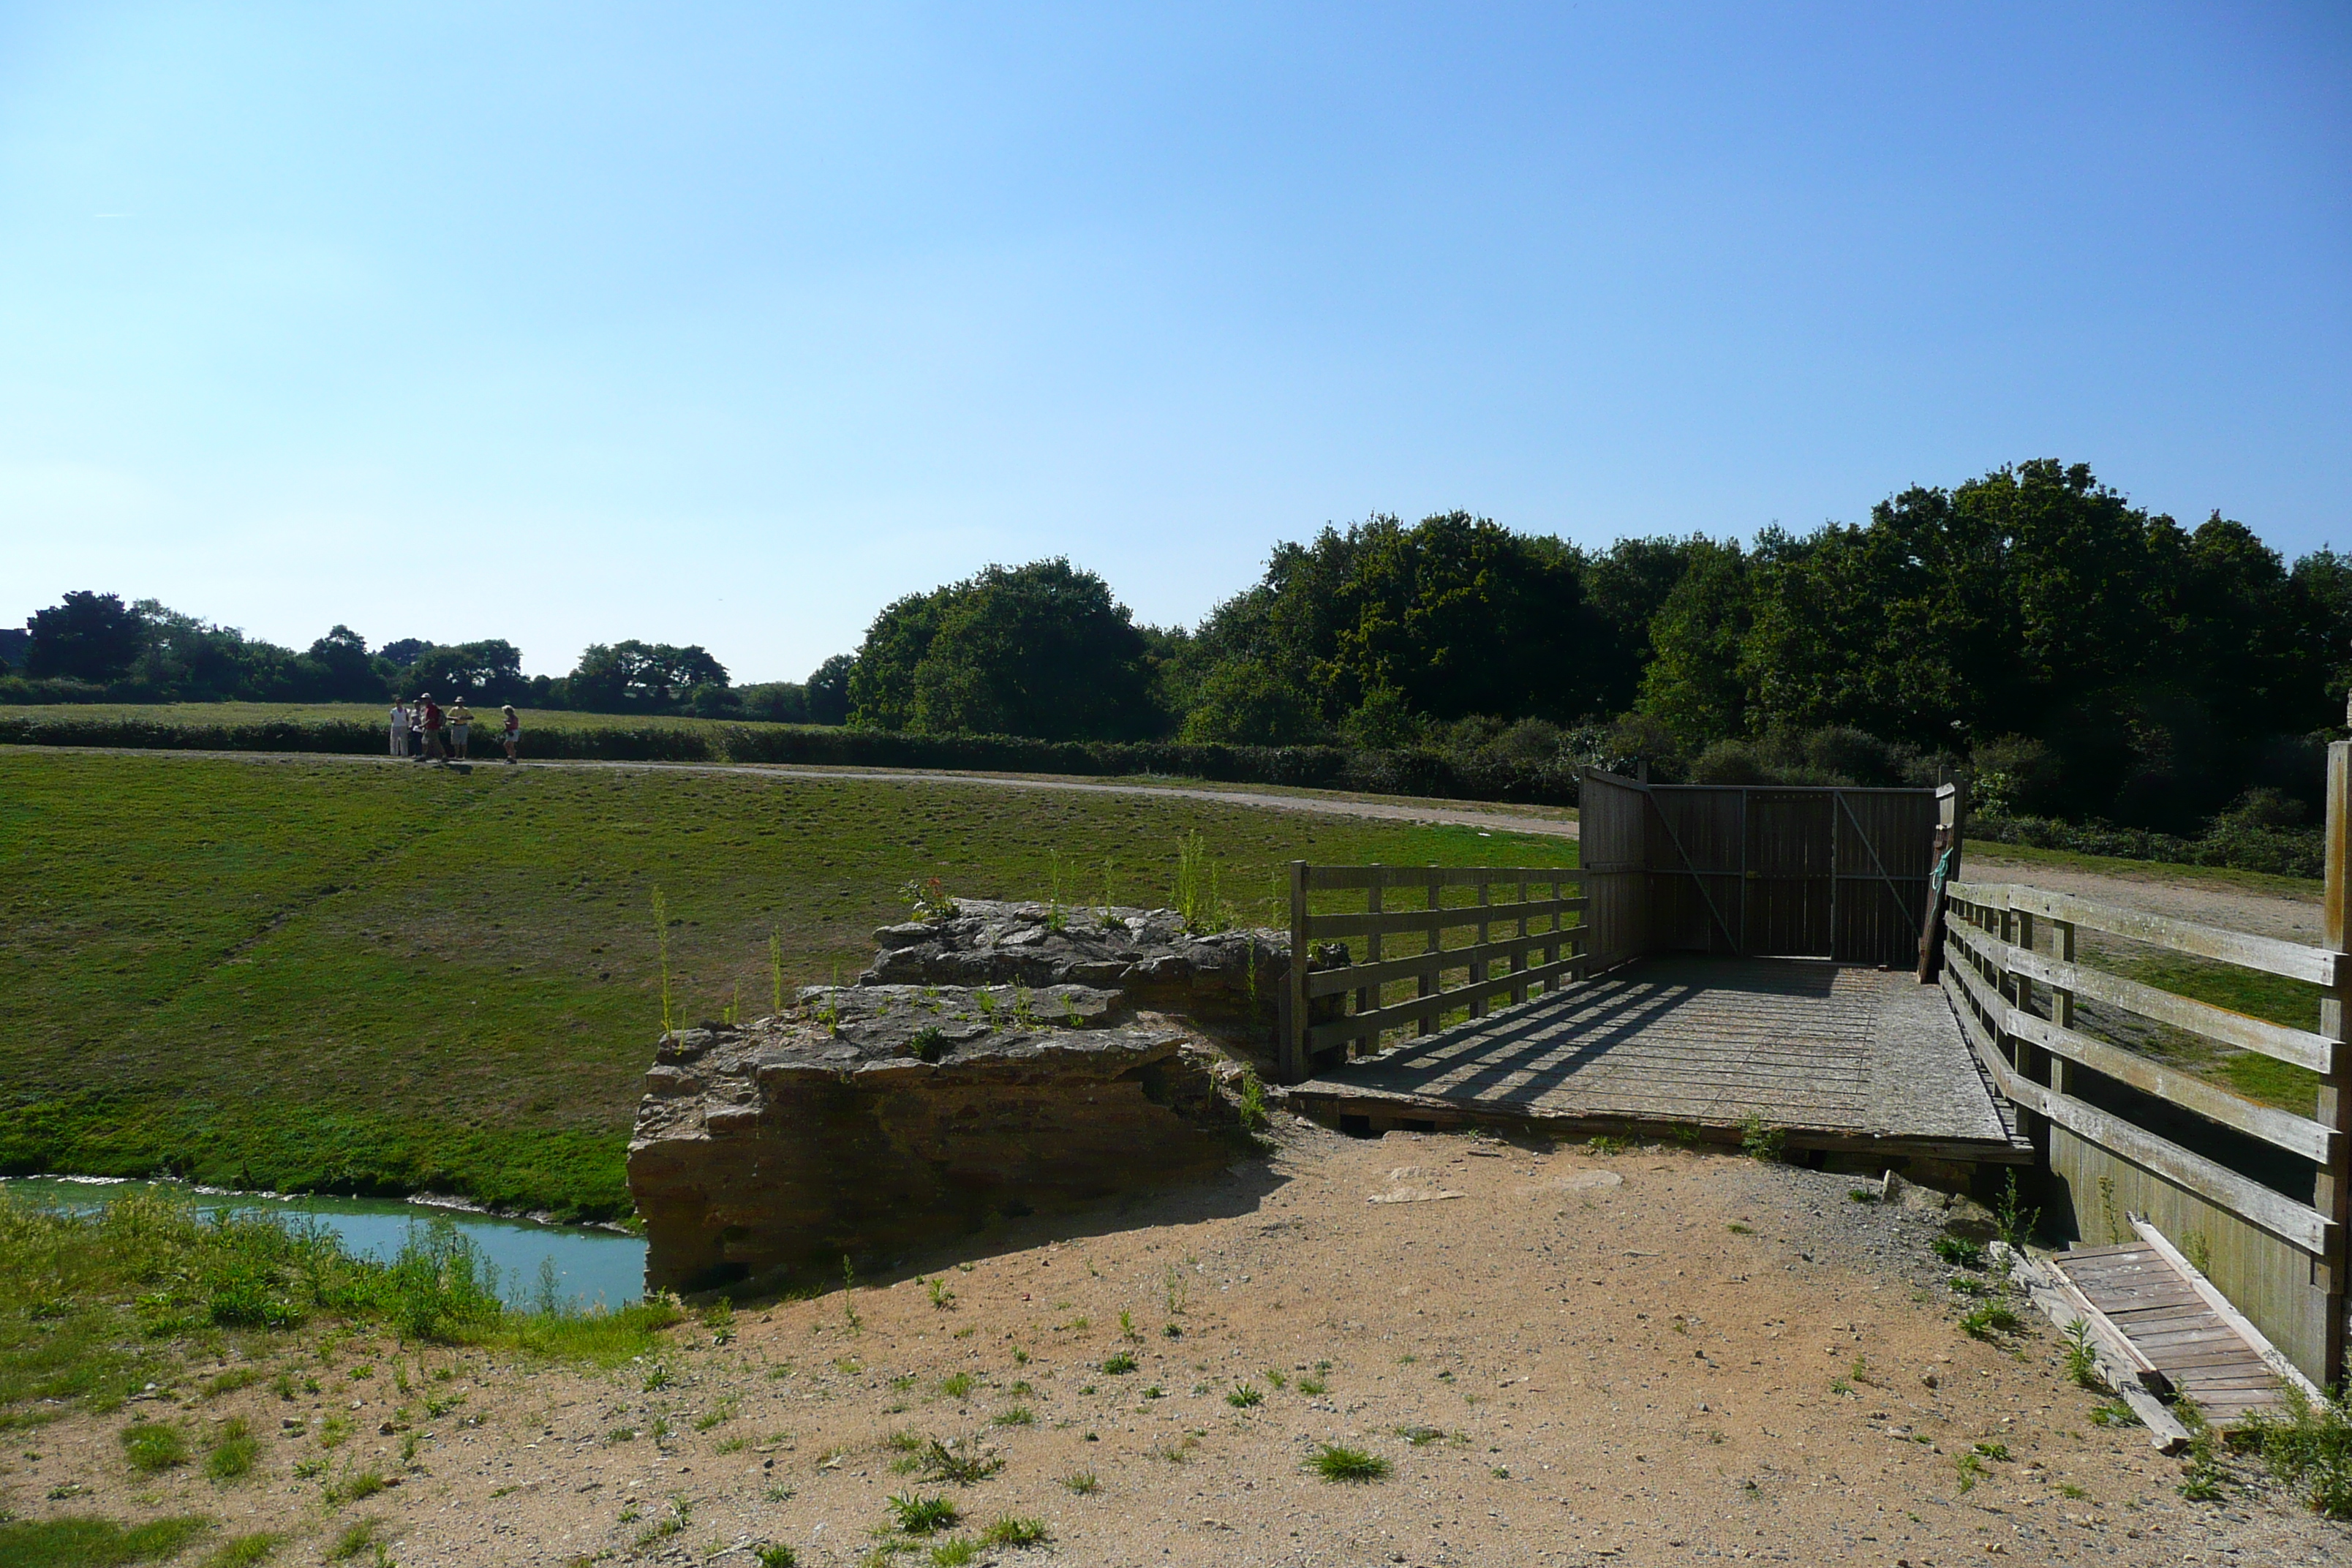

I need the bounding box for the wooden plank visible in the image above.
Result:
[1947,920,2334,1074]
[1303,954,1591,1049]
[1945,945,2333,1253]
[2130,1216,2329,1405]
[2003,1244,2191,1452]
[1303,865,1584,892]
[2006,1009,2333,1161]
[1947,882,2337,986]
[1303,927,1589,1000]
[1305,896,1586,940]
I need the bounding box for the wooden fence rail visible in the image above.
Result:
[1279,862,1586,1083]
[1940,807,2351,1387]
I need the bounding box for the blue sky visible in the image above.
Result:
[2,3,2346,683]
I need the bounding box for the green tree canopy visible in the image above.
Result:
[846,559,1159,742]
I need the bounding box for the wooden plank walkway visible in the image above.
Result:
[2051,1241,2291,1424]
[1286,956,2028,1160]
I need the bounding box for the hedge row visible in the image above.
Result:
[0,712,1587,809]
[1971,813,2323,881]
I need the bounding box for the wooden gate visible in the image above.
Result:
[1579,772,1939,967]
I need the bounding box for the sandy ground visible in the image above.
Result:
[10,1123,2346,1567]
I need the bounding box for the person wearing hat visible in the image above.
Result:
[445,696,475,760]
[500,704,521,764]
[418,693,446,763]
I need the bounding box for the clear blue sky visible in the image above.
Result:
[3,3,2346,683]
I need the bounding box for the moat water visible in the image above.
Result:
[0,1176,647,1311]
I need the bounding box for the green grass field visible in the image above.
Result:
[0,750,1575,1220]
[0,701,764,733]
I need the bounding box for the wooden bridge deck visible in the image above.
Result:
[1286,956,2029,1161]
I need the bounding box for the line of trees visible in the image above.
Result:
[10,459,2345,836]
[827,461,2350,835]
[0,596,851,725]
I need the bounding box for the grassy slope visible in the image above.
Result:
[0,751,1575,1220]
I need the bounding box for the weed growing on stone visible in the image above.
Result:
[1738,1116,1785,1162]
[652,888,675,1033]
[1995,1172,2040,1251]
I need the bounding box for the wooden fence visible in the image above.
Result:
[1939,746,2351,1386]
[1277,863,1586,1083]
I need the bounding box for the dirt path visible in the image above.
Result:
[1967,850,2319,947]
[14,1124,2343,1566]
[0,744,1583,842]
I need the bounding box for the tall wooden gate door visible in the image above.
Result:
[1745,791,1835,957]
[1580,772,1940,968]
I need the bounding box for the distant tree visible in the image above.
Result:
[1177,658,1327,746]
[565,641,728,712]
[402,641,528,704]
[734,682,809,723]
[1636,539,1752,747]
[378,638,435,668]
[847,559,1161,742]
[26,591,147,681]
[298,625,386,702]
[804,654,854,725]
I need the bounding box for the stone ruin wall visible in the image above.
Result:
[627,901,1290,1292]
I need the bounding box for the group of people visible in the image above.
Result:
[388,695,520,764]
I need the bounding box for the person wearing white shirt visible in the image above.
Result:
[389,701,410,757]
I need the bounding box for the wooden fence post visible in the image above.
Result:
[2319,742,2351,1388]
[1283,859,1309,1085]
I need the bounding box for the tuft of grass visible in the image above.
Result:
[205,1417,259,1481]
[1585,1134,1624,1156]
[980,1516,1049,1547]
[200,1534,282,1568]
[1060,1470,1098,1494]
[121,1420,189,1473]
[1225,1384,1263,1409]
[1959,1301,2023,1340]
[755,1548,799,1568]
[1955,1451,1986,1494]
[325,1469,387,1506]
[991,1406,1034,1427]
[1100,1351,1137,1376]
[202,1367,263,1398]
[325,1519,384,1562]
[927,1541,979,1567]
[926,1277,956,1311]
[886,1493,960,1535]
[938,1371,974,1401]
[0,1517,216,1567]
[1307,1442,1390,1482]
[919,1436,1003,1485]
